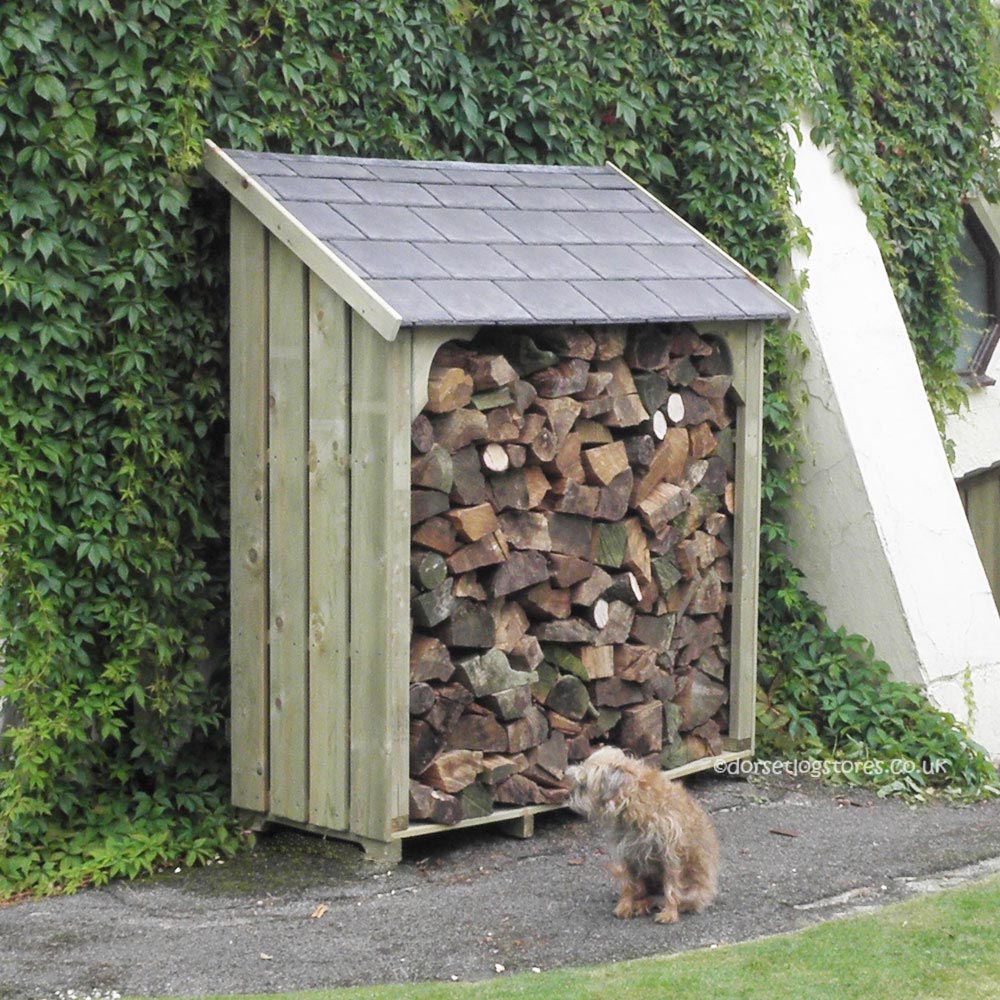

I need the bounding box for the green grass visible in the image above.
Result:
[165,875,1000,1000]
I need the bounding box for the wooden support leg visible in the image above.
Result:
[357,836,403,864]
[497,812,535,840]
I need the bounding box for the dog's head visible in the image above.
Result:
[565,745,641,819]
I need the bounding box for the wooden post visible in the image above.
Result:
[267,237,310,822]
[229,201,269,815]
[349,316,412,847]
[308,275,351,831]
[720,322,764,751]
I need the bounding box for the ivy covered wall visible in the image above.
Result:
[1,0,998,896]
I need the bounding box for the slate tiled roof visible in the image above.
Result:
[221,149,792,330]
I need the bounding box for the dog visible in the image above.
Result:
[566,745,719,924]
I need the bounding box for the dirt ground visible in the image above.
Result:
[3,771,1000,999]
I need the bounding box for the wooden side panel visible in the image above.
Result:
[267,236,310,822]
[349,317,412,843]
[723,322,764,747]
[962,469,1000,611]
[229,201,270,813]
[307,275,352,830]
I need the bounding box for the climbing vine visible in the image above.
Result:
[0,0,997,898]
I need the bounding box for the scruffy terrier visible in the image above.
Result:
[566,745,719,924]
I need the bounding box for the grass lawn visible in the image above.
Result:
[168,874,1000,1000]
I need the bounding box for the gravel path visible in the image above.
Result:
[3,773,1000,999]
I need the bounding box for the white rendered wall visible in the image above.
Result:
[787,125,1000,756]
[949,197,1000,480]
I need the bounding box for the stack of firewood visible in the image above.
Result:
[408,324,735,825]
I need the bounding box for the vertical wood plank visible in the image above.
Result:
[725,322,764,746]
[964,471,1000,610]
[349,316,412,844]
[267,236,309,822]
[229,201,269,814]
[308,275,351,830]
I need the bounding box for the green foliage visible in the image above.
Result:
[1,0,997,898]
[805,0,1000,427]
[757,581,1000,801]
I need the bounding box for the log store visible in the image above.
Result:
[206,142,794,861]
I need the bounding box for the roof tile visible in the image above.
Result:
[413,242,525,280]
[267,175,362,202]
[334,203,441,241]
[640,279,746,320]
[496,280,608,322]
[343,179,442,206]
[494,244,600,280]
[328,240,450,280]
[572,280,679,322]
[566,245,665,280]
[367,279,453,324]
[415,206,520,243]
[419,280,533,323]
[486,210,591,245]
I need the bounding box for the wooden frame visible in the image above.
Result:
[228,241,767,863]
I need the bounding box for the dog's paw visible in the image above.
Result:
[614,897,654,919]
[654,906,680,925]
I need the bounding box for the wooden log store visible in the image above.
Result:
[206,142,794,861]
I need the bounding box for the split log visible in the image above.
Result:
[479,755,521,785]
[633,428,689,504]
[435,600,496,648]
[447,502,499,543]
[601,394,648,428]
[411,413,435,453]
[410,635,454,683]
[409,781,464,825]
[447,711,508,752]
[410,720,443,776]
[489,550,550,597]
[432,408,488,451]
[581,441,630,486]
[591,325,628,360]
[497,511,551,551]
[633,371,670,415]
[450,446,490,505]
[535,397,583,443]
[421,749,484,793]
[412,444,454,493]
[411,581,457,629]
[570,566,613,607]
[454,648,536,697]
[548,513,593,559]
[539,327,597,359]
[548,554,593,588]
[505,705,550,753]
[412,489,451,525]
[494,774,548,805]
[529,359,590,397]
[617,700,664,755]
[447,533,507,575]
[579,644,615,680]
[624,328,673,370]
[426,366,474,413]
[523,582,572,620]
[424,682,474,734]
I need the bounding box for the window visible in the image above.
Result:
[953,204,999,387]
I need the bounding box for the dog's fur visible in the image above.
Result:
[565,745,719,924]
